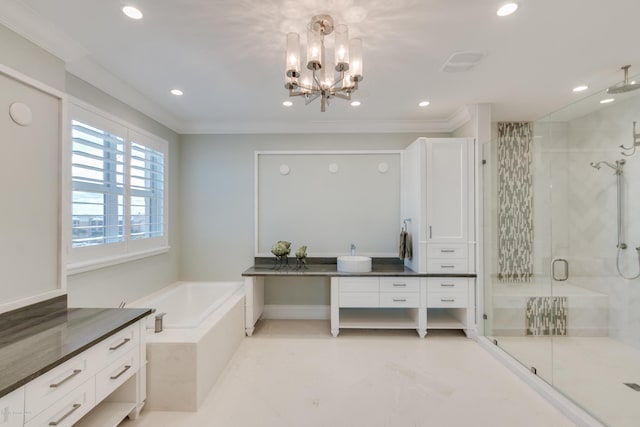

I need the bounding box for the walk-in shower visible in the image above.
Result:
[484,75,640,427]
[590,158,640,279]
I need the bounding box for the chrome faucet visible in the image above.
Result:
[154,312,167,333]
[350,243,356,256]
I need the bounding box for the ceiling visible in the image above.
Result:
[2,0,640,134]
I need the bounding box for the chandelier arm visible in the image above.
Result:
[333,92,351,100]
[312,70,323,89]
[304,92,321,105]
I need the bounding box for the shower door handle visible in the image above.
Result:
[552,258,569,281]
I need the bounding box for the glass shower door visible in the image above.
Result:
[543,86,640,427]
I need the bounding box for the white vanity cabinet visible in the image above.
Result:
[331,277,426,338]
[5,319,147,427]
[402,137,475,274]
[330,276,476,338]
[0,387,24,427]
[426,278,476,338]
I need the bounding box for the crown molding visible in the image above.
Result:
[0,0,87,63]
[66,59,185,133]
[181,107,470,135]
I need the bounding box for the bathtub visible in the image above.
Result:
[130,281,245,411]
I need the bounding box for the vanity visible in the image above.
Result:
[0,296,152,427]
[242,260,476,338]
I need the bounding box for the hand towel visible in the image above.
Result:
[399,230,407,259]
[405,231,413,260]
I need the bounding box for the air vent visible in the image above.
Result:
[441,51,486,72]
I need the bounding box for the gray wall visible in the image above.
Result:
[0,24,65,91]
[179,132,444,305]
[1,24,180,308]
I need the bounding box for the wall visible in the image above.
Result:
[0,24,65,91]
[0,24,180,308]
[179,132,444,305]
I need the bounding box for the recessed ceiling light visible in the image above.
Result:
[350,101,361,107]
[418,101,430,107]
[282,101,293,107]
[600,98,615,104]
[122,6,143,20]
[572,85,589,92]
[170,89,183,96]
[497,3,518,17]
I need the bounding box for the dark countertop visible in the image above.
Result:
[242,257,477,278]
[0,297,152,398]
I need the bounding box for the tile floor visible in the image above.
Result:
[122,320,577,427]
[495,336,640,427]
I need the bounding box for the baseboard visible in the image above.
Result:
[262,304,330,320]
[478,337,605,427]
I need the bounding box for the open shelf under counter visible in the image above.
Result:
[75,401,137,427]
[338,308,420,330]
[426,308,467,329]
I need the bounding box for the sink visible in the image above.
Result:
[337,255,372,273]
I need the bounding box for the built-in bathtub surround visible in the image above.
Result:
[497,122,534,282]
[129,282,245,412]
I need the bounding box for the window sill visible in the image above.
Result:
[67,246,170,276]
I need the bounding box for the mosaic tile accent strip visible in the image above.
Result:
[525,297,567,336]
[497,122,534,282]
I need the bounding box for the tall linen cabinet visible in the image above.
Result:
[402,137,476,336]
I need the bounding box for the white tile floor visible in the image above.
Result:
[122,320,577,427]
[495,336,640,427]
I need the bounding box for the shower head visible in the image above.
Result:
[607,65,640,94]
[590,159,626,174]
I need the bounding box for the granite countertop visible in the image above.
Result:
[0,297,152,398]
[242,257,477,278]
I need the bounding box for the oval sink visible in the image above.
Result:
[337,255,372,273]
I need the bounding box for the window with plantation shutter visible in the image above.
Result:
[68,102,169,273]
[71,120,125,247]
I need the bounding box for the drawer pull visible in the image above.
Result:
[49,369,82,388]
[392,298,407,302]
[48,403,81,425]
[109,337,131,351]
[440,283,455,287]
[440,265,455,269]
[392,283,407,287]
[440,298,455,302]
[110,365,132,380]
[440,249,455,253]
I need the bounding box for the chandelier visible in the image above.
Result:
[284,14,363,112]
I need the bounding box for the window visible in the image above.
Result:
[68,103,168,272]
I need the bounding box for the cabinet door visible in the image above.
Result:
[425,139,469,243]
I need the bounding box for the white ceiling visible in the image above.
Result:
[2,0,640,134]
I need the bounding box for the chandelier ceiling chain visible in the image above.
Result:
[284,14,363,112]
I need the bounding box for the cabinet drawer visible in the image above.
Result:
[427,244,467,259]
[25,377,95,427]
[92,323,139,368]
[379,277,420,292]
[0,387,24,427]
[95,349,139,403]
[339,277,379,292]
[426,259,468,273]
[427,292,468,308]
[340,292,379,307]
[25,353,92,422]
[379,293,420,308]
[427,278,468,294]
